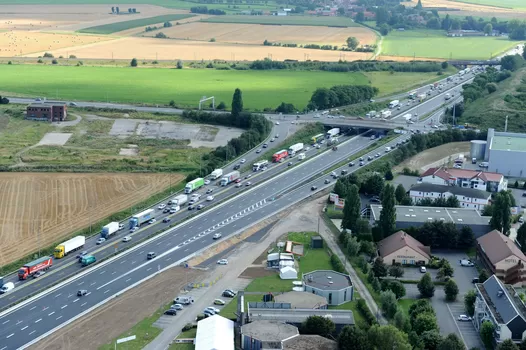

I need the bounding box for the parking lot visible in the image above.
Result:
[447,301,484,349]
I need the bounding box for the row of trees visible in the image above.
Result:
[308,85,378,110]
[462,66,514,105]
[110,7,137,14]
[145,21,173,32]
[190,6,226,15]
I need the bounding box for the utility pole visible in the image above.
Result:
[505,115,508,132]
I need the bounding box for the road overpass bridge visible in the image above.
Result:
[305,117,409,130]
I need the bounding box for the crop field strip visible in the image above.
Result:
[202,15,361,27]
[78,14,195,34]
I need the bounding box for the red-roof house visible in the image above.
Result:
[420,167,507,193]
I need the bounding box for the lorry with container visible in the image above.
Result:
[326,128,340,139]
[381,110,392,119]
[417,93,426,102]
[101,222,120,239]
[327,137,339,146]
[402,113,412,121]
[18,256,53,280]
[288,143,304,156]
[185,178,205,194]
[253,160,268,172]
[311,133,325,144]
[388,100,400,109]
[168,194,187,206]
[365,110,377,118]
[129,208,155,229]
[210,169,223,180]
[298,153,306,160]
[54,235,86,259]
[272,150,289,162]
[409,91,417,99]
[221,171,241,186]
[81,255,96,267]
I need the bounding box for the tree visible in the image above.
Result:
[393,308,411,333]
[338,325,369,350]
[360,240,376,257]
[415,0,423,10]
[380,290,398,318]
[385,169,394,180]
[368,325,411,350]
[379,23,390,36]
[480,321,495,350]
[364,174,384,196]
[116,6,120,13]
[442,14,452,30]
[445,279,459,301]
[342,185,361,232]
[302,315,335,337]
[520,337,526,350]
[216,101,226,110]
[339,231,349,247]
[388,265,404,279]
[479,269,489,283]
[413,313,438,335]
[379,184,396,238]
[418,272,435,298]
[373,256,388,278]
[490,191,512,234]
[464,290,477,316]
[356,11,365,22]
[386,280,406,299]
[231,88,243,119]
[176,60,183,69]
[130,58,137,67]
[372,277,381,292]
[487,83,497,93]
[421,330,443,350]
[395,184,406,204]
[437,262,454,280]
[517,222,526,253]
[111,6,115,13]
[501,54,523,72]
[275,102,295,114]
[346,37,359,50]
[484,23,493,35]
[458,226,475,249]
[451,19,461,30]
[438,333,465,350]
[497,339,520,350]
[347,236,360,256]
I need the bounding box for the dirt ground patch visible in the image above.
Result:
[376,54,442,62]
[0,172,179,266]
[393,141,471,173]
[24,36,372,62]
[144,22,376,46]
[240,266,277,279]
[30,267,204,350]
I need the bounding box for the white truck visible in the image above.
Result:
[365,110,377,118]
[169,194,188,206]
[388,100,400,109]
[210,169,223,180]
[101,222,120,239]
[298,153,306,160]
[221,171,241,186]
[288,143,304,156]
[53,235,86,259]
[129,209,155,229]
[417,93,426,102]
[402,113,412,121]
[326,128,340,139]
[385,146,391,153]
[381,110,392,119]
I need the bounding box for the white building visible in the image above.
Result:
[420,166,506,193]
[486,128,526,177]
[409,183,491,210]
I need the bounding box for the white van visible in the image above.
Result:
[174,296,195,305]
[298,153,306,160]
[0,282,14,294]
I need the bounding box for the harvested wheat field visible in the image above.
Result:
[407,0,526,15]
[0,31,111,57]
[0,172,179,266]
[26,36,372,62]
[144,22,377,46]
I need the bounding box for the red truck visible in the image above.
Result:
[272,149,288,163]
[18,256,53,280]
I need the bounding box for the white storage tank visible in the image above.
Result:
[470,140,487,160]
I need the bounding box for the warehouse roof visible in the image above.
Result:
[409,183,491,200]
[241,321,298,343]
[195,315,234,350]
[370,205,491,226]
[303,270,352,291]
[491,135,526,152]
[284,335,337,350]
[247,307,355,325]
[274,291,328,309]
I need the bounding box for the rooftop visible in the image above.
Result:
[195,315,234,350]
[421,167,503,183]
[247,307,355,325]
[241,321,298,342]
[303,270,352,291]
[28,103,66,108]
[491,135,526,152]
[476,275,526,325]
[274,291,328,309]
[477,230,526,264]
[409,183,491,200]
[284,335,337,350]
[370,205,491,226]
[378,231,431,260]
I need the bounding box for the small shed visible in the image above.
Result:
[311,236,323,249]
[280,266,298,280]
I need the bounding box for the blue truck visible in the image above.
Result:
[129,209,155,229]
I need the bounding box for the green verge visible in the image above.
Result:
[78,14,194,34]
[449,0,526,10]
[202,15,360,27]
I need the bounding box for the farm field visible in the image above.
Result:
[407,0,526,15]
[203,15,360,27]
[146,22,376,46]
[449,0,526,10]
[381,29,520,59]
[0,172,177,266]
[363,71,448,97]
[79,14,194,34]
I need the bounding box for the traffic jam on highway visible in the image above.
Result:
[0,67,485,349]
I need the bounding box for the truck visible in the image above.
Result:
[185,178,205,194]
[129,209,155,229]
[169,194,187,206]
[298,153,306,160]
[402,113,412,121]
[388,100,400,109]
[381,110,392,119]
[272,149,289,163]
[417,93,426,102]
[220,171,240,186]
[311,133,325,144]
[101,222,120,239]
[326,128,340,139]
[288,143,304,156]
[18,256,53,280]
[210,169,223,180]
[253,160,268,171]
[327,137,339,146]
[81,255,96,267]
[385,146,391,153]
[409,91,417,99]
[365,110,377,118]
[454,154,465,164]
[54,235,86,259]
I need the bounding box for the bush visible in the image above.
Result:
[182,323,194,331]
[217,101,226,110]
[130,58,138,67]
[357,299,377,326]
[51,59,58,65]
[69,54,77,59]
[176,60,183,69]
[43,52,54,58]
[330,254,345,273]
[7,61,11,65]
[37,59,43,63]
[210,38,216,42]
[155,32,167,39]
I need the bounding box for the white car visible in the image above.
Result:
[158,204,166,210]
[130,226,138,233]
[171,304,184,310]
[458,315,472,322]
[118,223,125,230]
[206,196,214,201]
[204,179,210,185]
[420,266,427,273]
[213,233,222,240]
[96,237,106,245]
[217,259,228,265]
[122,236,132,242]
[275,122,280,125]
[256,149,262,153]
[305,147,310,151]
[148,219,156,224]
[205,306,220,314]
[240,159,246,164]
[245,182,252,186]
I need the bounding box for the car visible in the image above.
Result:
[341,170,348,175]
[245,182,252,186]
[261,166,267,171]
[158,204,166,210]
[223,290,235,298]
[217,259,228,265]
[122,236,132,242]
[235,183,243,188]
[148,219,156,224]
[324,179,330,184]
[171,304,184,310]
[76,251,88,259]
[164,309,177,316]
[147,252,156,259]
[330,171,337,177]
[240,158,246,164]
[213,233,222,240]
[77,290,87,297]
[270,138,275,142]
[204,179,211,185]
[311,186,317,191]
[163,208,170,213]
[233,164,241,170]
[205,306,220,314]
[520,217,524,223]
[203,309,215,317]
[96,237,106,245]
[453,164,462,169]
[263,143,268,148]
[188,199,197,205]
[214,299,225,305]
[224,289,237,296]
[472,277,480,283]
[188,205,195,210]
[458,315,472,322]
[130,226,138,233]
[118,224,125,230]
[288,162,293,166]
[69,102,78,106]
[275,134,279,138]
[359,157,364,161]
[33,270,46,278]
[169,209,176,214]
[245,174,252,179]
[275,122,280,125]
[316,144,321,149]
[359,161,365,166]
[367,156,373,161]
[420,266,427,273]
[235,178,242,183]
[197,204,204,210]
[375,153,380,158]
[206,188,214,194]
[163,217,171,223]
[305,146,310,151]
[206,195,214,201]
[349,162,355,167]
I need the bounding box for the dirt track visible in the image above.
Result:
[393,141,471,173]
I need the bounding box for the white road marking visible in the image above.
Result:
[61,305,67,309]
[125,278,131,282]
[120,260,126,264]
[131,261,136,264]
[112,270,117,274]
[73,299,79,303]
[42,306,48,311]
[21,326,28,331]
[81,302,87,307]
[99,270,106,275]
[56,316,62,321]
[1,346,7,350]
[139,251,144,254]
[104,289,110,294]
[90,282,96,286]
[6,333,14,339]
[2,320,9,324]
[146,268,152,272]
[54,293,62,298]
[156,241,162,245]
[29,306,36,311]
[166,257,171,261]
[35,318,42,323]
[78,282,84,286]
[29,330,35,336]
[48,311,55,316]
[184,248,190,252]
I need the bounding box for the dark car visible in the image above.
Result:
[311,186,317,191]
[359,157,364,161]
[341,170,348,175]
[263,143,268,148]
[233,164,241,170]
[348,162,355,167]
[163,208,170,213]
[288,162,293,166]
[222,290,235,298]
[359,161,365,166]
[76,251,88,259]
[163,217,171,223]
[324,179,330,184]
[367,156,373,161]
[164,309,177,316]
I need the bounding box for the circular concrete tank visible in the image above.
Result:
[470,140,487,160]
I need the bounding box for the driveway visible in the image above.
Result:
[402,266,437,281]
[434,251,478,295]
[446,301,484,349]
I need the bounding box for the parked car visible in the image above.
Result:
[171,304,184,310]
[164,309,177,316]
[222,290,235,298]
[77,290,88,297]
[96,237,106,245]
[203,309,215,317]
[458,315,472,322]
[213,233,222,239]
[224,289,237,296]
[420,266,427,273]
[217,259,228,265]
[122,236,132,242]
[205,306,220,314]
[214,299,225,305]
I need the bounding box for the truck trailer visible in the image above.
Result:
[388,100,400,109]
[288,143,304,156]
[253,160,268,171]
[101,222,120,239]
[417,93,426,102]
[402,113,412,121]
[325,128,340,139]
[210,169,223,180]
[54,235,86,259]
[129,209,155,229]
[18,256,53,280]
[381,110,392,119]
[169,194,187,206]
[272,150,289,162]
[185,178,205,194]
[220,171,240,186]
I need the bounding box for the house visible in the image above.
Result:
[476,230,526,286]
[26,103,67,122]
[409,183,491,210]
[378,231,431,266]
[303,270,353,305]
[420,166,507,193]
[474,275,526,344]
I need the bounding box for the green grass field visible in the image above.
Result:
[381,29,520,60]
[0,64,444,110]
[79,14,194,34]
[450,0,526,10]
[202,15,359,27]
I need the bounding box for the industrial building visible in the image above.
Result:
[274,291,328,309]
[26,103,67,122]
[302,270,353,305]
[241,321,299,350]
[195,315,234,350]
[485,128,526,177]
[378,231,431,266]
